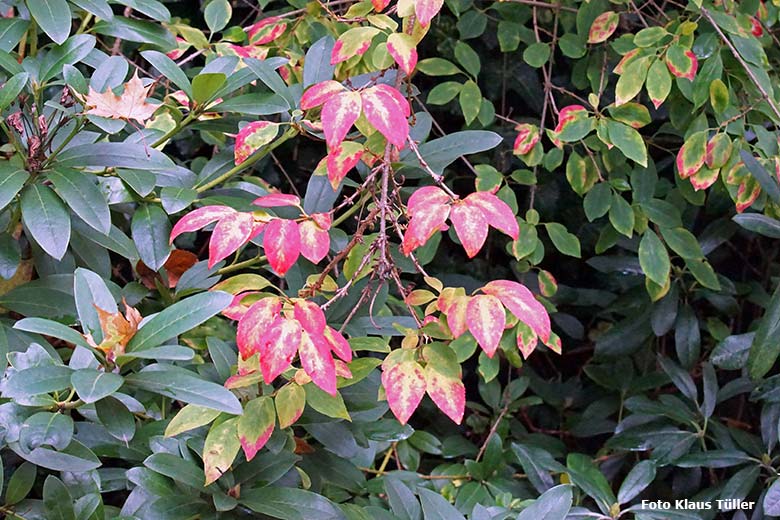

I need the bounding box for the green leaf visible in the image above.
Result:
[733,213,780,238]
[57,142,175,170]
[69,0,113,20]
[765,479,780,515]
[615,57,649,106]
[459,80,481,124]
[1,365,73,399]
[454,41,480,78]
[544,223,581,258]
[5,462,36,505]
[240,487,347,520]
[685,258,720,290]
[14,317,90,347]
[617,460,656,504]
[583,183,612,221]
[160,187,198,214]
[20,184,71,260]
[95,395,135,442]
[523,42,551,68]
[639,230,670,286]
[43,475,75,520]
[205,0,231,32]
[19,412,73,450]
[0,165,30,213]
[71,369,124,404]
[748,282,780,379]
[128,291,232,351]
[304,384,350,420]
[641,199,682,228]
[237,396,275,461]
[566,453,616,513]
[0,72,28,110]
[0,275,76,318]
[27,0,71,44]
[427,81,462,105]
[125,364,242,414]
[144,453,204,488]
[609,193,635,237]
[212,93,289,115]
[675,305,700,369]
[203,417,241,485]
[408,131,502,173]
[709,78,729,113]
[418,487,466,520]
[142,50,192,97]
[12,440,101,472]
[0,18,30,52]
[646,58,672,108]
[93,17,176,50]
[131,204,171,271]
[165,404,221,437]
[48,168,111,235]
[416,57,462,76]
[40,34,96,83]
[192,72,227,104]
[517,485,572,520]
[740,150,780,204]
[659,227,702,259]
[606,120,647,167]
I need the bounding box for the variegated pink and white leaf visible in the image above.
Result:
[482,280,551,343]
[382,360,426,424]
[170,206,236,242]
[263,218,301,276]
[322,91,362,148]
[208,211,255,268]
[465,294,505,357]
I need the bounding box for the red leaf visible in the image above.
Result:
[222,291,260,321]
[259,317,301,383]
[234,121,279,165]
[170,206,235,242]
[252,193,301,208]
[236,298,282,359]
[322,91,362,148]
[513,123,540,155]
[298,219,330,264]
[372,0,390,11]
[293,299,327,335]
[298,331,337,395]
[361,86,410,147]
[425,366,465,424]
[372,84,411,117]
[300,80,346,110]
[482,280,551,343]
[382,361,426,424]
[326,142,364,189]
[446,295,471,338]
[464,191,519,240]
[323,326,352,362]
[465,295,505,357]
[208,211,255,268]
[450,201,488,258]
[554,105,587,133]
[247,17,287,45]
[415,0,444,27]
[402,187,451,255]
[264,219,301,276]
[587,11,619,44]
[387,33,418,76]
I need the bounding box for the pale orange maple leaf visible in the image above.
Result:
[84,72,158,124]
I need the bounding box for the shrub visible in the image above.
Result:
[0,0,778,518]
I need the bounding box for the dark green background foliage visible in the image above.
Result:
[0,0,778,519]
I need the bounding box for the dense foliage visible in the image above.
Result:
[0,0,779,518]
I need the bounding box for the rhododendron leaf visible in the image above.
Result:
[294,299,327,335]
[234,121,279,165]
[402,188,451,255]
[415,0,444,27]
[676,131,708,179]
[387,32,417,76]
[298,219,330,264]
[425,366,465,424]
[264,219,301,275]
[252,193,301,208]
[666,45,697,80]
[237,396,276,461]
[450,201,488,258]
[275,383,306,428]
[326,142,364,189]
[465,191,520,239]
[331,27,381,65]
[587,11,619,44]
[259,317,301,383]
[482,280,551,342]
[513,123,540,155]
[236,298,281,359]
[646,59,672,109]
[300,80,346,110]
[299,331,337,395]
[322,91,362,148]
[382,360,426,424]
[85,72,157,124]
[465,294,505,357]
[361,86,410,147]
[705,134,732,169]
[208,211,254,268]
[323,326,352,362]
[170,206,235,242]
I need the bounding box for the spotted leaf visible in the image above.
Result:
[234,121,279,165]
[247,17,287,45]
[516,322,538,359]
[264,219,301,275]
[588,11,619,44]
[482,280,551,343]
[402,190,451,255]
[705,134,732,169]
[690,167,719,191]
[237,396,275,461]
[464,191,519,240]
[465,294,505,357]
[323,326,352,362]
[736,177,761,213]
[326,142,364,189]
[293,299,327,335]
[676,131,708,179]
[415,0,444,27]
[298,219,330,264]
[513,123,540,155]
[446,295,471,338]
[666,45,697,80]
[382,360,426,424]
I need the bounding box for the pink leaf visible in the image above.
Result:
[361,86,410,147]
[513,123,540,155]
[402,201,450,255]
[323,326,352,362]
[263,219,301,276]
[326,142,364,189]
[293,299,327,335]
[381,361,426,424]
[259,317,301,383]
[449,201,488,258]
[387,33,418,76]
[482,280,551,343]
[252,193,301,208]
[299,331,337,395]
[298,219,330,264]
[445,295,471,338]
[170,206,235,243]
[407,186,450,214]
[236,298,282,359]
[208,211,255,268]
[372,84,411,117]
[587,11,619,44]
[464,192,519,240]
[222,292,260,321]
[247,17,287,45]
[300,80,346,110]
[234,121,279,165]
[465,294,505,357]
[322,91,362,148]
[415,0,444,27]
[425,367,465,424]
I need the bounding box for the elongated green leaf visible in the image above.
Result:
[142,50,191,97]
[0,166,29,213]
[748,282,780,379]
[409,131,502,173]
[607,120,648,167]
[48,168,110,234]
[27,0,71,44]
[0,72,28,110]
[57,142,175,170]
[127,291,232,351]
[14,317,89,347]
[71,369,124,403]
[165,404,221,437]
[131,204,171,271]
[740,150,780,204]
[240,487,347,520]
[0,18,29,52]
[517,485,572,520]
[93,17,176,50]
[638,230,670,286]
[20,184,71,260]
